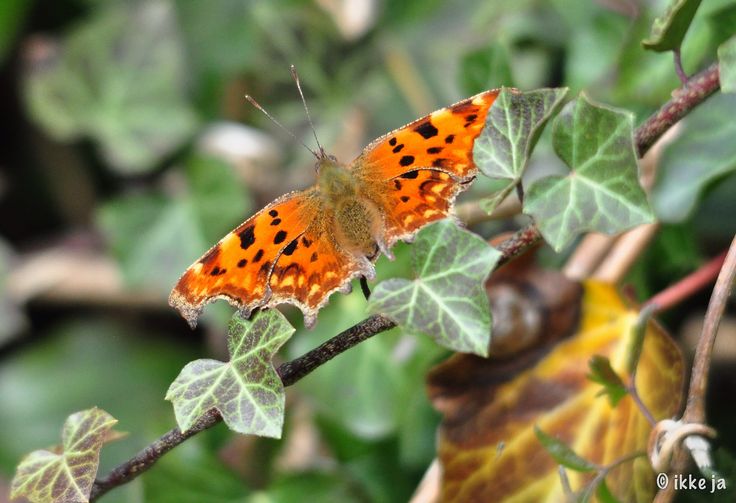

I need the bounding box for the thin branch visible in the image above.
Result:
[89,60,723,502]
[682,235,736,425]
[635,62,719,157]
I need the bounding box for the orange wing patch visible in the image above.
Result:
[267,226,371,327]
[355,89,499,181]
[169,190,320,327]
[377,169,462,244]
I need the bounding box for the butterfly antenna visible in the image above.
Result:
[290,65,325,158]
[244,94,319,158]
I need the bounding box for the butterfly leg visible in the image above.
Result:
[359,276,371,300]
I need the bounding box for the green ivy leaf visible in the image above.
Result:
[534,425,599,473]
[474,87,568,213]
[642,0,702,52]
[11,408,118,503]
[588,355,628,407]
[718,35,736,93]
[651,93,736,222]
[367,220,500,356]
[23,2,197,174]
[166,310,294,438]
[524,94,654,251]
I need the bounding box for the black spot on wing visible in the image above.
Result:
[237,259,248,268]
[445,134,455,144]
[399,155,415,167]
[269,209,278,217]
[282,239,298,256]
[389,137,397,146]
[414,121,438,139]
[427,146,443,154]
[310,252,318,262]
[274,230,287,244]
[301,236,313,248]
[392,144,404,153]
[270,218,282,226]
[400,196,410,203]
[394,179,402,190]
[253,249,264,263]
[400,170,419,179]
[238,225,256,250]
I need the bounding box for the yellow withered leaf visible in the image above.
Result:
[427,281,684,502]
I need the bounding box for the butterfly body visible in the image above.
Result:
[170,89,501,328]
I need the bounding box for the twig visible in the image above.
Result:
[635,62,719,157]
[89,60,724,502]
[643,250,728,313]
[682,235,736,424]
[654,235,736,503]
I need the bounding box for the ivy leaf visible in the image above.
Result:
[367,220,500,356]
[474,87,568,213]
[166,310,294,438]
[11,408,118,503]
[23,2,197,174]
[534,425,599,473]
[588,355,628,407]
[642,0,702,52]
[718,35,736,93]
[524,94,654,251]
[651,93,736,222]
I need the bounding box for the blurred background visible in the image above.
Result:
[1,0,735,502]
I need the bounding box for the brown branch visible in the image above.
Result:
[635,62,719,157]
[89,61,723,502]
[682,235,736,425]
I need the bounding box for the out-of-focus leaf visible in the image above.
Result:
[427,281,684,502]
[11,408,117,503]
[0,239,26,345]
[0,0,31,63]
[460,43,514,96]
[588,356,628,407]
[642,0,702,52]
[166,310,294,438]
[596,479,622,503]
[368,220,501,356]
[652,93,736,222]
[534,425,598,472]
[524,94,654,251]
[718,35,736,93]
[474,87,568,213]
[24,2,197,174]
[97,154,250,296]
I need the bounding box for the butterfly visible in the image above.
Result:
[170,89,500,328]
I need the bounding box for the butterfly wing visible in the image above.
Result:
[352,90,499,244]
[266,220,373,328]
[169,190,321,327]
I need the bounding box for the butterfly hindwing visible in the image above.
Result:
[169,190,320,327]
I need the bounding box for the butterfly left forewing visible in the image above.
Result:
[169,190,320,327]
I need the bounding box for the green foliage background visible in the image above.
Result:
[1,0,735,501]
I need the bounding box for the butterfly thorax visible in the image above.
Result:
[316,156,381,257]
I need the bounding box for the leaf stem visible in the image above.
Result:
[89,59,724,503]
